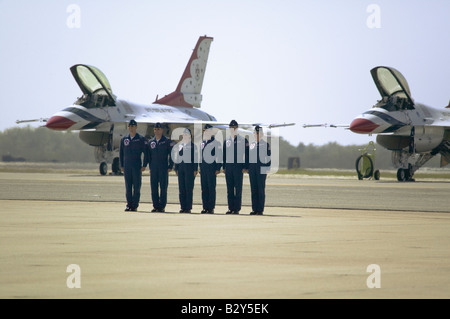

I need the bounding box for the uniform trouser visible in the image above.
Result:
[249,167,267,213]
[225,166,244,211]
[200,166,217,210]
[124,165,142,209]
[150,168,169,209]
[177,168,196,210]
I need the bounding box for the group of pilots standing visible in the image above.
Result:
[119,119,271,215]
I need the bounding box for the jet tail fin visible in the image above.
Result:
[154,36,213,108]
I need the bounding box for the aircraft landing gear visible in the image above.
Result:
[94,146,121,176]
[396,164,415,182]
[99,162,108,176]
[99,158,121,176]
[112,157,121,175]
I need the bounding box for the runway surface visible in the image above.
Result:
[0,171,449,299]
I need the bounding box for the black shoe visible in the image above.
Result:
[232,210,240,214]
[130,208,137,212]
[125,207,131,212]
[185,210,191,214]
[151,208,158,212]
[179,209,185,213]
[256,212,263,215]
[201,209,207,214]
[208,209,214,214]
[157,208,165,213]
[226,210,233,214]
[250,211,257,215]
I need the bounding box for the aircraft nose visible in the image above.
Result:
[45,116,76,130]
[349,118,379,134]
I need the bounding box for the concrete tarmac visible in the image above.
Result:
[0,171,449,298]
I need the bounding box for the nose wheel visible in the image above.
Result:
[98,157,121,176]
[397,164,415,182]
[99,162,108,175]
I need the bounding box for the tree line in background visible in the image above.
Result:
[0,126,441,169]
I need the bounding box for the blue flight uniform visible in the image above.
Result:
[174,141,198,213]
[200,135,222,213]
[248,138,271,215]
[223,134,249,214]
[119,133,148,211]
[147,135,174,212]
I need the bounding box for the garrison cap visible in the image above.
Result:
[204,124,213,130]
[229,119,238,127]
[128,119,137,126]
[254,125,263,133]
[154,122,162,128]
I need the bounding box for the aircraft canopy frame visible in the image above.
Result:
[70,64,116,108]
[371,66,414,110]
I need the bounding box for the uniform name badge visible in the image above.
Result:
[124,139,130,146]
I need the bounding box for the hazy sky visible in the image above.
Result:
[1,0,449,146]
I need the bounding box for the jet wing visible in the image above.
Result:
[428,120,450,129]
[133,114,203,126]
[133,112,295,129]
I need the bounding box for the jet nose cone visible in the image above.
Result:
[349,118,379,134]
[45,116,76,130]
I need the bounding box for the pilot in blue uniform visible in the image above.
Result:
[248,125,271,215]
[119,120,148,212]
[223,120,249,214]
[146,122,174,212]
[174,128,198,213]
[200,124,222,214]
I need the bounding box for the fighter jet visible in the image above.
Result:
[17,36,293,175]
[344,66,450,181]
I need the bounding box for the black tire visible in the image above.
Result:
[99,162,108,175]
[374,169,380,180]
[397,168,409,182]
[355,154,374,179]
[112,157,121,175]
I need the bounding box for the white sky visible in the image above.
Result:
[1,0,449,146]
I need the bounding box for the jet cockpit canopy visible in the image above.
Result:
[371,66,414,111]
[70,64,116,108]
